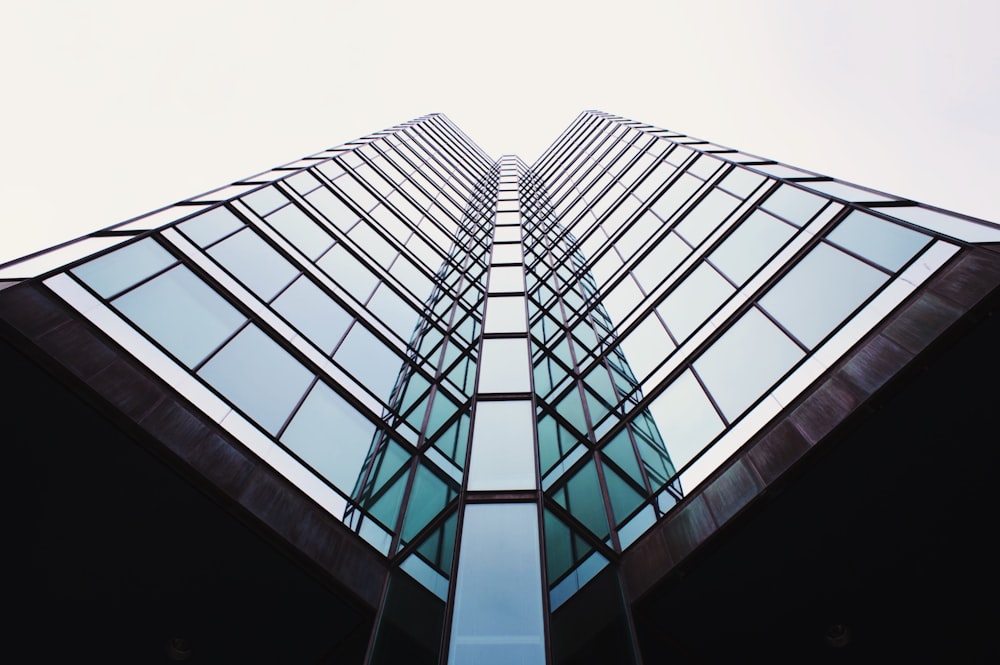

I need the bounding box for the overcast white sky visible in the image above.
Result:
[2,0,998,265]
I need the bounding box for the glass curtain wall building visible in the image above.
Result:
[5,111,1000,663]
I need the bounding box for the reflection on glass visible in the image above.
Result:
[317,244,379,303]
[335,324,407,401]
[178,207,244,248]
[761,184,825,225]
[198,324,313,434]
[73,237,175,298]
[280,381,375,494]
[114,264,245,367]
[694,307,804,421]
[827,210,930,271]
[709,210,795,285]
[675,189,739,247]
[273,276,353,354]
[484,296,527,334]
[647,370,724,470]
[448,503,545,665]
[657,263,734,341]
[478,338,530,393]
[267,204,334,260]
[468,400,536,490]
[631,231,689,292]
[760,242,888,348]
[208,228,298,300]
[488,265,524,293]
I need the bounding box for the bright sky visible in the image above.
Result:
[2,0,998,264]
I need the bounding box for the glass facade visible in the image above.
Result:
[4,110,1000,664]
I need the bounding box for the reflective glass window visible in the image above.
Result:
[709,209,795,285]
[272,276,353,354]
[491,243,523,264]
[208,228,298,301]
[484,296,527,334]
[468,400,536,490]
[827,210,930,271]
[73,237,176,299]
[675,189,740,247]
[448,503,545,665]
[242,186,288,217]
[267,204,334,260]
[618,314,675,381]
[178,207,243,248]
[647,370,724,470]
[760,243,888,348]
[488,266,524,293]
[198,325,313,434]
[694,307,804,421]
[280,381,376,495]
[478,338,530,393]
[306,187,361,232]
[631,231,690,292]
[114,264,245,367]
[367,284,420,341]
[761,185,826,225]
[317,244,379,303]
[657,263,734,341]
[335,324,408,402]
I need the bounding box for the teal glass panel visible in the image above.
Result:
[827,210,930,271]
[760,242,888,348]
[603,463,645,527]
[537,415,580,476]
[601,429,644,487]
[710,209,795,285]
[400,463,457,545]
[113,264,245,367]
[695,307,805,421]
[198,325,313,434]
[272,276,353,354]
[73,237,175,298]
[448,503,545,665]
[430,412,470,470]
[280,381,376,495]
[177,206,243,248]
[208,228,298,301]
[552,460,609,539]
[414,509,459,577]
[335,324,407,402]
[555,387,589,437]
[543,508,593,584]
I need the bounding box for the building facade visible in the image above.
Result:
[5,112,999,663]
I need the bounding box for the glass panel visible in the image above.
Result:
[647,370,724,470]
[488,265,524,293]
[709,209,795,285]
[208,228,298,301]
[657,263,734,341]
[317,244,379,303]
[826,210,930,271]
[478,338,530,393]
[335,324,407,402]
[618,314,675,381]
[177,206,243,247]
[114,264,245,367]
[198,325,313,434]
[491,243,523,264]
[400,464,457,545]
[367,284,420,341]
[448,503,545,665]
[468,400,536,490]
[484,295,527,334]
[72,237,175,298]
[695,307,804,421]
[280,381,376,495]
[267,204,334,260]
[760,243,888,348]
[631,231,690,292]
[272,276,353,354]
[242,186,288,217]
[675,189,740,247]
[761,185,826,225]
[551,460,609,538]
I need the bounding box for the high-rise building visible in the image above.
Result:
[5,111,999,663]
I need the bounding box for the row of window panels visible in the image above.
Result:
[383,120,494,195]
[69,236,484,455]
[196,191,493,344]
[532,112,609,182]
[542,120,641,201]
[523,225,936,480]
[328,147,498,240]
